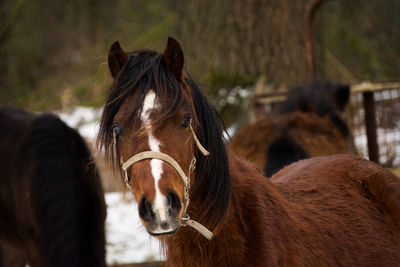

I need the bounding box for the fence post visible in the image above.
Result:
[362,91,379,163]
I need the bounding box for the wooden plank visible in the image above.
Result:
[351,81,400,93]
[253,94,286,105]
[253,82,400,105]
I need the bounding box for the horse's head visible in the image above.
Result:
[98,38,229,239]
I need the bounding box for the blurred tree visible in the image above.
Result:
[177,0,309,88]
[0,0,175,110]
[315,0,400,82]
[0,0,399,114]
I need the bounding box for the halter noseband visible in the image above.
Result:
[118,122,213,240]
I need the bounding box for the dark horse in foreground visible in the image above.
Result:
[231,80,351,176]
[98,37,400,266]
[0,107,106,267]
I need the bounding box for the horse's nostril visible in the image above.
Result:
[138,196,154,221]
[167,191,182,216]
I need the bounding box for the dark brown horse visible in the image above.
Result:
[98,37,400,266]
[0,107,106,267]
[231,80,351,176]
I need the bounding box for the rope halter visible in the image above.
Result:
[118,121,213,240]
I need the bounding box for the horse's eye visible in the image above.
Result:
[113,125,123,136]
[181,116,191,128]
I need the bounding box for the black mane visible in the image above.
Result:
[185,78,231,229]
[98,49,231,230]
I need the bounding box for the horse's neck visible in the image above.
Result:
[165,151,299,266]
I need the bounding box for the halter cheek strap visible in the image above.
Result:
[119,122,213,240]
[189,123,210,156]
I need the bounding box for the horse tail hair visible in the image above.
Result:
[264,138,309,177]
[25,114,106,267]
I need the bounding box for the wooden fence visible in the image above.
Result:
[252,81,400,167]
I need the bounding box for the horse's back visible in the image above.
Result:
[272,154,400,234]
[270,155,400,265]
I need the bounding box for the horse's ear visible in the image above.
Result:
[335,85,350,111]
[108,41,128,79]
[163,37,184,81]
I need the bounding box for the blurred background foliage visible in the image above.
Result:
[0,0,399,121]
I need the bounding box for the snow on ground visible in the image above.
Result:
[56,106,102,140]
[105,192,164,265]
[354,126,400,166]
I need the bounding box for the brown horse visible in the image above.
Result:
[0,107,106,267]
[98,37,400,266]
[231,81,351,177]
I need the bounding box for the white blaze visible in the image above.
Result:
[140,90,167,221]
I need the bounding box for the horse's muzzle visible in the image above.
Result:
[139,191,182,236]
